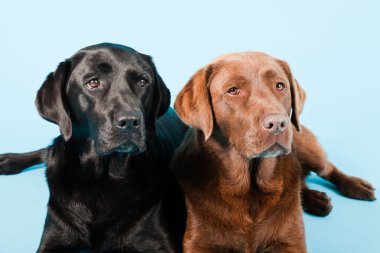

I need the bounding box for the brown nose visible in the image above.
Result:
[262,114,288,135]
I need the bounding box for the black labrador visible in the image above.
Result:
[0,43,187,252]
[0,44,376,252]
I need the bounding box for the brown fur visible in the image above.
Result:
[294,126,375,216]
[172,52,375,252]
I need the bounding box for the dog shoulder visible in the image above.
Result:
[171,128,216,188]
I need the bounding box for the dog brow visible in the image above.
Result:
[97,62,113,73]
[132,64,152,74]
[260,69,277,78]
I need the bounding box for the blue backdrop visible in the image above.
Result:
[0,1,379,252]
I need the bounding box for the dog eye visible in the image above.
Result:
[86,78,100,89]
[275,82,286,91]
[137,79,148,87]
[227,87,240,95]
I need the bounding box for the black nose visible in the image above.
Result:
[115,112,141,131]
[262,114,288,135]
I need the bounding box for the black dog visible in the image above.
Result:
[0,43,187,252]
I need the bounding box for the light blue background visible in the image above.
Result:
[0,0,379,252]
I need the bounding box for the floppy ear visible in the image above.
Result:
[155,73,171,118]
[35,60,72,141]
[174,66,213,140]
[139,54,171,119]
[276,59,306,132]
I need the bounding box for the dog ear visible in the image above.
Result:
[276,59,306,132]
[139,53,171,119]
[155,73,171,118]
[35,60,72,141]
[174,66,213,140]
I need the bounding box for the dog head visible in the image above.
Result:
[175,52,306,159]
[35,43,170,155]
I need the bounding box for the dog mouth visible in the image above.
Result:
[241,130,292,159]
[256,143,291,158]
[114,143,146,154]
[95,139,146,156]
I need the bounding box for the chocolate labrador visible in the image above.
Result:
[0,48,375,251]
[0,43,188,252]
[172,52,375,252]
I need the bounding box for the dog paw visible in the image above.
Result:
[337,176,376,201]
[302,189,333,217]
[0,153,22,175]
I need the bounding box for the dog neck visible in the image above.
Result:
[49,137,140,180]
[199,130,283,195]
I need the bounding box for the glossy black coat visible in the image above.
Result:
[0,43,188,252]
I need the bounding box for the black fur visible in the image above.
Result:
[0,43,187,252]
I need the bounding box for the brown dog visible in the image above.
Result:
[172,52,375,252]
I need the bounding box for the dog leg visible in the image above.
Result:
[295,126,375,205]
[0,148,46,175]
[36,212,87,253]
[301,181,332,216]
[321,162,375,200]
[37,230,84,253]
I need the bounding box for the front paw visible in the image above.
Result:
[302,189,333,217]
[0,153,23,175]
[337,176,376,201]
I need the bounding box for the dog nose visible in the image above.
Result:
[115,112,141,131]
[262,114,288,135]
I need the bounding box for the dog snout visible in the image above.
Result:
[262,114,288,135]
[115,112,141,131]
